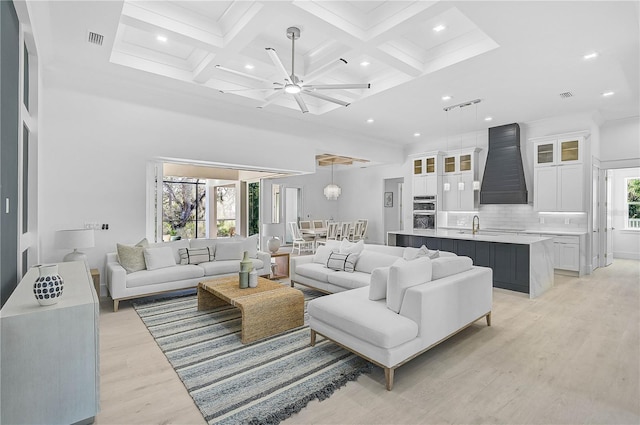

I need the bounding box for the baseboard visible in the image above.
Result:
[613,252,640,260]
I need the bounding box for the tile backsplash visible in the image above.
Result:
[442,204,587,232]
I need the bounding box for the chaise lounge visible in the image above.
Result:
[307,255,493,390]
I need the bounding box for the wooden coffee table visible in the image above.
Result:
[197,276,304,344]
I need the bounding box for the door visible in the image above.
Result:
[284,187,302,244]
[605,169,614,266]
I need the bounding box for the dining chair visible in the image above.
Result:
[351,221,364,241]
[289,222,314,255]
[357,219,368,240]
[340,222,352,242]
[299,220,312,230]
[312,220,324,230]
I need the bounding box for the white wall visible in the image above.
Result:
[38,83,399,278]
[600,117,640,168]
[610,167,640,260]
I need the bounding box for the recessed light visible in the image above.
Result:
[360,61,370,67]
[484,116,493,121]
[156,35,168,42]
[244,64,255,70]
[602,91,615,97]
[442,95,452,101]
[414,132,421,137]
[583,52,598,60]
[366,118,374,123]
[433,25,446,32]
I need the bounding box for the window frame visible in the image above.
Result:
[624,177,640,231]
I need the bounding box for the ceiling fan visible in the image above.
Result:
[216,27,371,113]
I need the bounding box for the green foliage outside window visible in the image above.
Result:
[248,182,260,236]
[627,178,640,229]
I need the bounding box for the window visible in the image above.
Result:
[248,182,260,236]
[626,177,640,229]
[162,177,206,239]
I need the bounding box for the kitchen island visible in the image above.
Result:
[387,230,554,298]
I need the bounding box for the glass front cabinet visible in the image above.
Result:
[534,136,583,167]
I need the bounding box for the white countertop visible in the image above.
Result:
[389,229,552,245]
[439,226,588,236]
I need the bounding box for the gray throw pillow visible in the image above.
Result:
[117,238,149,273]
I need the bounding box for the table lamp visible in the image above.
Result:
[55,229,95,263]
[262,223,281,254]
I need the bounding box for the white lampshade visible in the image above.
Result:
[55,229,95,263]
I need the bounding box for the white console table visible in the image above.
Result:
[1,261,99,424]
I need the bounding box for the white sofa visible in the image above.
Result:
[290,240,454,293]
[105,236,270,311]
[308,256,493,390]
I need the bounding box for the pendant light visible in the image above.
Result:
[473,101,481,191]
[457,105,465,192]
[323,161,341,200]
[443,108,451,192]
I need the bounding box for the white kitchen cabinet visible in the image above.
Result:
[442,174,476,211]
[531,133,587,212]
[413,175,438,196]
[441,148,479,211]
[534,136,583,167]
[540,234,580,272]
[534,164,584,212]
[411,152,442,197]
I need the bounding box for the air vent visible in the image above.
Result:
[87,31,104,46]
[559,91,573,98]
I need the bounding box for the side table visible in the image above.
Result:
[269,252,290,280]
[90,268,100,297]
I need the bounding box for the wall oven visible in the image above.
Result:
[413,196,436,230]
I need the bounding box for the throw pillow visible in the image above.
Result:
[386,257,432,313]
[368,266,391,301]
[431,256,473,280]
[313,245,335,265]
[242,235,259,258]
[339,238,364,255]
[144,247,177,271]
[215,241,243,261]
[326,252,359,273]
[178,247,213,265]
[403,245,439,261]
[116,238,148,273]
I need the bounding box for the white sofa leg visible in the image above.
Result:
[385,367,394,391]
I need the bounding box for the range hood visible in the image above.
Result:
[480,123,528,204]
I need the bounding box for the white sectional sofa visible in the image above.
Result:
[290,239,454,293]
[308,256,493,390]
[105,236,270,311]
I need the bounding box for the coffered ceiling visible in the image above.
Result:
[110,1,499,115]
[30,1,640,147]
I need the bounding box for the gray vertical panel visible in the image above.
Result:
[1,0,20,307]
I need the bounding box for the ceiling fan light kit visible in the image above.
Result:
[218,26,371,113]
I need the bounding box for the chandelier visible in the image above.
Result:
[324,162,341,200]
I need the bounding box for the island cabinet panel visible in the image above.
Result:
[391,235,530,295]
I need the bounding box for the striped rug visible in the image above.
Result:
[133,286,372,425]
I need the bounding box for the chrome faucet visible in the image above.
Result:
[472,215,480,235]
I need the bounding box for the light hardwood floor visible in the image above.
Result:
[96,260,640,424]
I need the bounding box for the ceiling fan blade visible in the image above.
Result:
[215,65,274,84]
[219,87,280,93]
[303,90,350,107]
[304,83,371,90]
[303,59,347,84]
[266,48,293,85]
[293,93,309,113]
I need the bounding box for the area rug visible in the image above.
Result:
[133,286,372,425]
